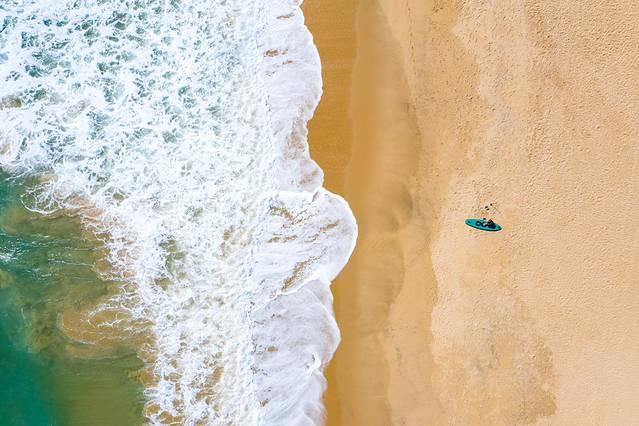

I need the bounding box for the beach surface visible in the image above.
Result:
[305,0,639,424]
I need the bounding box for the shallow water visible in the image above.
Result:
[0,175,145,425]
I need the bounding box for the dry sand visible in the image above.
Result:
[306,0,639,424]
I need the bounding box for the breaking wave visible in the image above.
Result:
[0,0,356,424]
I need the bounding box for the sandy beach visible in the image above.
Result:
[306,0,639,424]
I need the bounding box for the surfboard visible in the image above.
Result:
[465,218,502,232]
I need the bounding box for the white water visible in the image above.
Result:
[0,1,356,424]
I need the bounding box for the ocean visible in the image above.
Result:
[0,1,356,424]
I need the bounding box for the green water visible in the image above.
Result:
[0,176,145,425]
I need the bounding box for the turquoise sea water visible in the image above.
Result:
[0,175,144,425]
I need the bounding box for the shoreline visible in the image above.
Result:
[305,1,440,424]
[301,0,357,420]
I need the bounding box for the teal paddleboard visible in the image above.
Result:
[465,218,502,232]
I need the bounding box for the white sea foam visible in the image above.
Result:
[0,1,356,424]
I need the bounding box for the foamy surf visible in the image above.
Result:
[0,0,356,424]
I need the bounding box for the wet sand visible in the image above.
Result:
[306,0,639,424]
[301,0,357,423]
[306,1,440,424]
